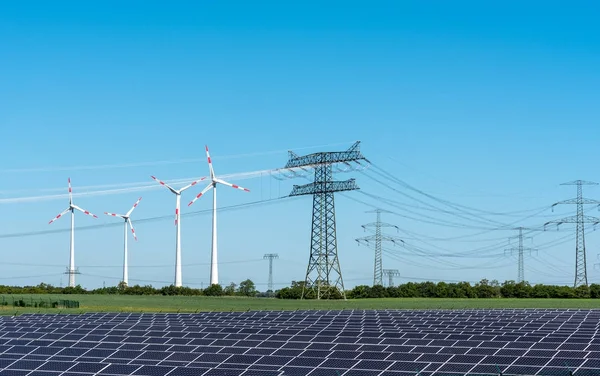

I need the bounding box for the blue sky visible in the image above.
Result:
[1,1,600,290]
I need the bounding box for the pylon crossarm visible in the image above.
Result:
[285,141,367,169]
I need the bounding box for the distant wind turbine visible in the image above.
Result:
[104,197,142,286]
[151,176,206,287]
[48,178,98,287]
[188,145,250,285]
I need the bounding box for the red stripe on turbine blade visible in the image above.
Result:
[232,185,239,189]
[196,193,203,198]
[207,157,211,164]
[244,188,250,192]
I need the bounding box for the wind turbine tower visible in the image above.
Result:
[188,145,250,286]
[48,178,98,287]
[151,176,206,287]
[104,197,142,286]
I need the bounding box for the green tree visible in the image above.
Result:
[224,283,237,296]
[237,279,257,297]
[203,284,224,296]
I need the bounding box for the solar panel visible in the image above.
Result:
[3,309,600,375]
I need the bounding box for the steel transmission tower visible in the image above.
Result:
[263,253,278,294]
[383,269,400,287]
[544,180,600,288]
[285,141,369,300]
[355,209,402,286]
[504,227,537,283]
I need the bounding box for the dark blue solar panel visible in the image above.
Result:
[132,365,175,375]
[0,370,30,376]
[4,309,600,375]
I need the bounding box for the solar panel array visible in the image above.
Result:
[0,309,599,376]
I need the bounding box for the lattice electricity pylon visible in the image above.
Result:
[544,180,600,288]
[503,227,537,283]
[285,141,369,300]
[383,269,400,287]
[263,253,278,295]
[356,209,403,287]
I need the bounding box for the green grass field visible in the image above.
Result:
[2,295,600,315]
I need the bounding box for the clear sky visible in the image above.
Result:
[1,1,600,290]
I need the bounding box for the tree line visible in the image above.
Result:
[3,279,600,299]
[0,280,262,297]
[275,279,600,299]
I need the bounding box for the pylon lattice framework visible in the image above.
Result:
[504,227,537,283]
[544,180,600,288]
[356,209,403,286]
[285,141,369,300]
[383,269,400,287]
[263,253,278,294]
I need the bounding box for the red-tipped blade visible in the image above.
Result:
[126,197,142,216]
[205,145,215,179]
[49,208,70,225]
[188,184,214,207]
[216,178,250,192]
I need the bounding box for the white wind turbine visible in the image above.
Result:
[188,145,250,286]
[151,175,206,287]
[48,178,98,287]
[104,197,142,286]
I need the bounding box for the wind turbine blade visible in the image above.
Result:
[128,218,138,241]
[205,145,215,179]
[179,177,208,193]
[68,178,73,204]
[215,178,250,192]
[49,208,71,224]
[104,211,125,218]
[73,205,98,218]
[126,197,142,217]
[150,175,177,194]
[188,184,214,207]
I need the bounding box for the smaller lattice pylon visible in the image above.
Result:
[263,253,279,295]
[356,209,403,287]
[503,227,537,283]
[383,269,400,287]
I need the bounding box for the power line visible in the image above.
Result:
[0,196,295,239]
[0,141,356,174]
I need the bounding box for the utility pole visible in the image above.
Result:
[504,227,537,283]
[285,141,369,300]
[356,209,403,286]
[383,269,400,287]
[263,253,279,294]
[544,180,600,288]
